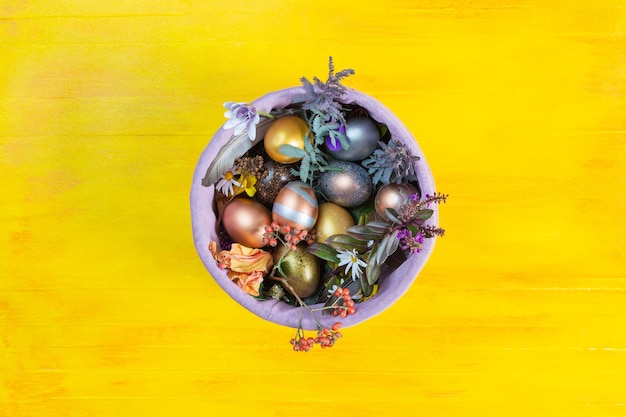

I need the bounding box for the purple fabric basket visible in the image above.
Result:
[191,86,438,330]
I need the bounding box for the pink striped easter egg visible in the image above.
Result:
[272,181,318,232]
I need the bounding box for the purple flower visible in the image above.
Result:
[324,123,346,150]
[325,135,342,151]
[398,228,424,255]
[223,102,261,141]
[397,228,411,240]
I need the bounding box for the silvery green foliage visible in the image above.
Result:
[296,56,354,136]
[361,138,420,185]
[282,57,355,184]
[278,138,331,185]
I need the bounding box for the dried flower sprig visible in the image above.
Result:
[362,138,420,185]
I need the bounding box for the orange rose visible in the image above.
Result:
[229,270,265,297]
[209,242,273,296]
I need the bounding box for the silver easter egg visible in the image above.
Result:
[325,116,380,161]
[318,160,373,208]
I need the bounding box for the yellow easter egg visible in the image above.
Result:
[314,202,356,244]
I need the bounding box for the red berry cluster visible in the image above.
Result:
[262,221,315,250]
[332,288,357,318]
[290,322,343,352]
[316,322,343,349]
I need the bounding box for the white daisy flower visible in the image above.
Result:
[337,248,367,281]
[215,170,240,196]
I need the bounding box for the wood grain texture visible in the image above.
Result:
[1,0,625,416]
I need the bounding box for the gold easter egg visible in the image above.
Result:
[314,202,356,244]
[264,115,309,164]
[222,198,272,248]
[274,243,320,298]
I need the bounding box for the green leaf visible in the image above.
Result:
[349,203,375,224]
[364,221,392,234]
[371,168,384,185]
[326,234,369,252]
[307,242,339,263]
[385,208,402,224]
[376,232,400,265]
[347,225,386,241]
[359,274,373,297]
[377,123,388,138]
[252,281,268,300]
[413,209,434,221]
[366,243,382,286]
[278,144,307,158]
[299,157,310,182]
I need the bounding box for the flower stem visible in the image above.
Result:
[258,111,275,119]
[270,274,323,330]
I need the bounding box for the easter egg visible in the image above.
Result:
[314,202,355,244]
[256,159,296,206]
[264,115,309,164]
[272,181,318,231]
[325,116,380,161]
[274,243,320,298]
[222,198,272,248]
[374,183,419,220]
[318,160,373,207]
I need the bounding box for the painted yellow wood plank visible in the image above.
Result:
[2,0,625,416]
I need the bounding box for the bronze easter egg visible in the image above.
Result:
[222,198,272,248]
[374,183,419,220]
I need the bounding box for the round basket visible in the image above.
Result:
[191,86,438,330]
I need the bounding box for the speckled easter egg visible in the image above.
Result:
[222,198,272,248]
[318,160,373,207]
[272,181,318,231]
[256,159,296,206]
[273,243,320,298]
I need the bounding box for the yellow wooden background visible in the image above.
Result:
[2,0,625,416]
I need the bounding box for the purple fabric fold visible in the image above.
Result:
[190,87,438,330]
